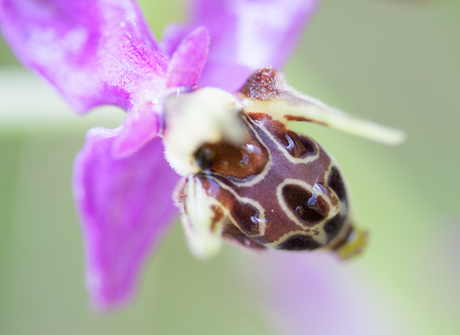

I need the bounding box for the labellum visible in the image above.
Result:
[163,68,404,260]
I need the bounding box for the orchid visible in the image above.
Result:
[0,0,403,311]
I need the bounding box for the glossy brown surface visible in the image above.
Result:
[177,68,354,252]
[282,184,329,225]
[184,113,348,251]
[193,118,269,180]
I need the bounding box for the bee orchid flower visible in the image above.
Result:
[0,0,403,310]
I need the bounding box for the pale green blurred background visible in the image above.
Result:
[0,0,459,334]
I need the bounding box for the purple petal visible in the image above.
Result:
[112,102,161,159]
[160,23,193,59]
[161,0,319,92]
[166,26,210,88]
[0,0,168,114]
[73,128,180,309]
[112,26,210,159]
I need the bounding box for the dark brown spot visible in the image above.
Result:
[306,187,327,216]
[276,234,321,251]
[231,202,261,236]
[239,68,280,100]
[194,146,215,169]
[323,213,346,241]
[282,131,317,158]
[282,184,329,225]
[284,115,310,122]
[222,223,266,250]
[297,135,317,157]
[193,123,269,180]
[328,166,347,201]
[295,206,304,217]
[284,115,328,126]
